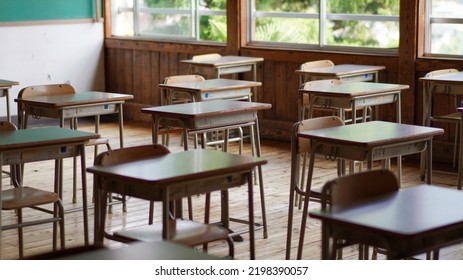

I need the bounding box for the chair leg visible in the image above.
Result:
[18,208,24,259]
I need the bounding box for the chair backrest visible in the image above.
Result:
[94,144,171,167]
[320,169,399,209]
[163,74,205,85]
[300,60,335,71]
[162,75,205,104]
[18,84,76,99]
[292,116,344,155]
[0,121,17,132]
[425,68,459,78]
[192,53,222,62]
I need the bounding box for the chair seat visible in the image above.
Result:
[2,187,59,210]
[431,112,461,122]
[114,219,230,247]
[86,137,110,147]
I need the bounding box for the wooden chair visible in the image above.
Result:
[286,116,345,260]
[0,121,65,259]
[16,84,123,212]
[319,169,400,259]
[188,53,222,78]
[425,69,461,167]
[93,144,234,258]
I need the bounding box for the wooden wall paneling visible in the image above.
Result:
[123,49,134,96]
[150,51,161,106]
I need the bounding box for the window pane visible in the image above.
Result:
[112,0,134,36]
[327,0,399,15]
[429,23,463,55]
[252,0,319,44]
[326,20,399,48]
[431,0,463,18]
[200,15,227,42]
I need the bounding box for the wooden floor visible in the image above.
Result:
[1,118,462,260]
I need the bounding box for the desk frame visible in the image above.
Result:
[15,91,133,148]
[0,79,19,122]
[289,121,443,259]
[296,64,385,85]
[0,127,98,257]
[310,185,463,260]
[299,82,407,124]
[88,149,267,260]
[141,100,271,239]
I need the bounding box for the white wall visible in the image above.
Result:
[0,22,105,117]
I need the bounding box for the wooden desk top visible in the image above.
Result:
[159,78,261,93]
[14,91,133,107]
[0,79,19,88]
[87,149,267,186]
[0,127,99,151]
[296,64,386,77]
[420,71,463,84]
[142,100,272,119]
[45,241,222,260]
[298,121,443,147]
[299,82,409,98]
[180,55,264,67]
[310,185,463,237]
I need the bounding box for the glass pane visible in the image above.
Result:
[432,0,463,18]
[200,15,227,42]
[139,13,192,37]
[140,0,191,9]
[326,20,399,48]
[255,0,318,12]
[429,23,463,55]
[327,0,400,15]
[254,18,318,44]
[112,0,134,36]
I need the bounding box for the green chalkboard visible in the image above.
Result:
[0,0,98,23]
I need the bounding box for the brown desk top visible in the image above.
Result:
[87,149,267,187]
[310,185,463,237]
[141,99,271,119]
[296,64,385,77]
[299,82,409,98]
[420,71,463,84]
[14,91,133,107]
[298,121,443,147]
[0,127,99,151]
[180,55,264,67]
[159,78,261,93]
[0,79,19,87]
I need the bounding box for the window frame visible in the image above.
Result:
[423,0,463,57]
[111,0,227,42]
[247,0,400,55]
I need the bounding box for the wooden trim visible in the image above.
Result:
[0,18,99,27]
[104,0,112,38]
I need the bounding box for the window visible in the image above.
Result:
[111,0,227,42]
[424,0,463,56]
[248,0,400,53]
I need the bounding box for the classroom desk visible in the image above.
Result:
[291,121,444,259]
[0,127,99,256]
[181,55,263,81]
[0,79,19,122]
[298,81,408,123]
[36,241,223,260]
[87,149,267,260]
[159,78,261,105]
[420,71,463,127]
[309,185,463,259]
[141,100,271,238]
[15,91,133,148]
[296,64,385,84]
